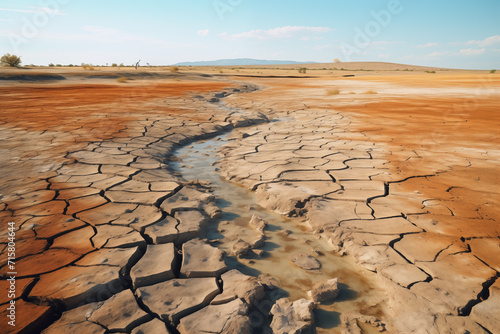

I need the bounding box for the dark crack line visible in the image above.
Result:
[459,273,499,316]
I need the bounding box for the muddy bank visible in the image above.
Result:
[172,133,388,333]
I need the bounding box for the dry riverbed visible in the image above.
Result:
[0,67,499,333]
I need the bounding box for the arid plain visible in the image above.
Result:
[0,63,499,333]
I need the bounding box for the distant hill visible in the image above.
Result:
[174,58,315,66]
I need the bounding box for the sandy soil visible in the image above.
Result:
[216,71,500,332]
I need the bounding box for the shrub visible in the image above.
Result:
[48,63,55,67]
[490,69,496,74]
[111,63,118,67]
[363,90,378,94]
[326,89,341,96]
[1,53,22,67]
[425,70,436,74]
[298,67,307,74]
[170,66,179,73]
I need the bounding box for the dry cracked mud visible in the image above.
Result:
[0,68,499,334]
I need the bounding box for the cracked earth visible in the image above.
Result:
[0,69,499,333]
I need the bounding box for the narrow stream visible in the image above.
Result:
[171,132,386,333]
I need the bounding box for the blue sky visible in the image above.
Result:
[1,0,499,69]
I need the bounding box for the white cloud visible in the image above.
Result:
[417,42,438,48]
[36,7,64,16]
[369,41,403,46]
[0,8,34,13]
[223,25,333,41]
[197,29,209,37]
[466,35,500,47]
[427,51,449,58]
[459,48,485,55]
[425,48,486,59]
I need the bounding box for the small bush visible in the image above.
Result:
[425,70,436,74]
[116,77,129,83]
[363,90,378,94]
[490,69,496,74]
[1,53,22,67]
[48,63,55,67]
[326,89,341,96]
[170,66,179,73]
[348,92,356,94]
[298,67,307,74]
[111,63,118,67]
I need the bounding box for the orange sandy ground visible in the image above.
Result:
[0,80,231,194]
[0,81,230,135]
[0,78,234,332]
[1,71,499,331]
[234,73,500,243]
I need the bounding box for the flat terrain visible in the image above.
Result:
[0,64,499,333]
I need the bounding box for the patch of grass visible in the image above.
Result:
[425,70,436,74]
[363,90,378,94]
[326,89,341,96]
[116,77,129,83]
[170,66,179,73]
[490,69,496,74]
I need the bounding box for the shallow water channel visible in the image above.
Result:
[171,132,386,333]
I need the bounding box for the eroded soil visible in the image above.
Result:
[0,68,499,333]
